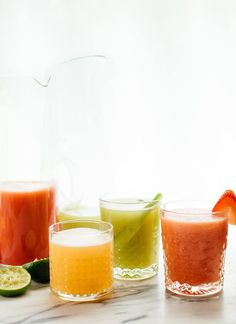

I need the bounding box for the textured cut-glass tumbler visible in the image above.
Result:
[161,201,228,298]
[49,220,113,301]
[100,193,160,280]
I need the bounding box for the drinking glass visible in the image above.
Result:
[100,193,161,280]
[49,220,113,301]
[161,201,228,298]
[58,202,100,222]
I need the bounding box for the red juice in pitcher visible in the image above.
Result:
[0,181,56,265]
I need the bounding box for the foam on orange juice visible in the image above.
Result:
[161,209,228,286]
[50,228,113,296]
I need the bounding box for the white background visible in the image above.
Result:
[0,0,235,203]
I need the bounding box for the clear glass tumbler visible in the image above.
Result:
[49,220,113,302]
[57,202,100,222]
[161,201,228,298]
[100,193,161,280]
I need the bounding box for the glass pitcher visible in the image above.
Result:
[44,55,111,205]
[0,55,110,265]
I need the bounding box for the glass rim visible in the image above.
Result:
[161,200,227,216]
[99,192,161,206]
[49,219,113,235]
[0,180,55,192]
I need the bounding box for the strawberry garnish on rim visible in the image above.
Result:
[213,190,236,225]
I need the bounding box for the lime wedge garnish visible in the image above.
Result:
[23,258,49,283]
[0,266,31,297]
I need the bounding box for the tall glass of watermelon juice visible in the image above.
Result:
[161,201,228,298]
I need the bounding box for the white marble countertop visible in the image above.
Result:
[1,227,236,324]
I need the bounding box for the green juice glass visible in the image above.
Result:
[100,193,161,280]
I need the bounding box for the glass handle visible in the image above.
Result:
[54,157,82,205]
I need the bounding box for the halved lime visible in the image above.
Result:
[23,258,49,283]
[0,266,31,297]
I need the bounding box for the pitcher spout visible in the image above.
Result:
[33,75,52,88]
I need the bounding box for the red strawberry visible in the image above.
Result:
[213,190,236,225]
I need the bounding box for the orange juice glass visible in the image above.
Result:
[161,201,228,298]
[49,220,113,301]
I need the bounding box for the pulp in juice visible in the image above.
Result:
[50,227,113,296]
[161,210,228,286]
[0,181,56,265]
[101,202,160,270]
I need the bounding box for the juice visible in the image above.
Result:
[57,204,100,222]
[161,206,228,296]
[100,196,160,280]
[0,181,56,265]
[50,225,113,300]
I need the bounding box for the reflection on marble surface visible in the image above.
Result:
[1,227,236,324]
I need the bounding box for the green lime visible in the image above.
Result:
[0,266,31,297]
[23,258,49,283]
